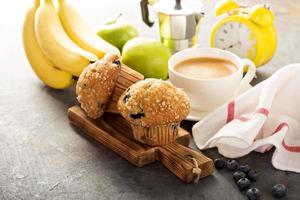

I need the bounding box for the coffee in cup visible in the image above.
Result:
[174,57,238,79]
[168,48,256,120]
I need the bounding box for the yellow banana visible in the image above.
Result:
[57,0,120,58]
[35,0,98,77]
[23,0,74,89]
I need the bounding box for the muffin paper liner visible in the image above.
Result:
[130,123,180,146]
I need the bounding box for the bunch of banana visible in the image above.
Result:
[23,0,120,89]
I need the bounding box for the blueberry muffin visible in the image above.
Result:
[118,78,190,146]
[76,54,144,119]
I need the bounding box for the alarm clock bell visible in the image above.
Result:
[211,0,277,67]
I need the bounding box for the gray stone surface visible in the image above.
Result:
[0,0,300,199]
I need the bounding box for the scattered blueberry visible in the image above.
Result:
[226,159,238,171]
[237,178,251,191]
[272,184,287,198]
[214,158,225,169]
[130,112,145,119]
[239,164,251,174]
[233,171,247,182]
[247,169,258,182]
[246,188,261,200]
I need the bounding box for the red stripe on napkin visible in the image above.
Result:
[255,108,269,117]
[237,116,250,122]
[272,122,289,135]
[227,101,235,123]
[282,140,300,153]
[226,104,268,124]
[270,122,300,153]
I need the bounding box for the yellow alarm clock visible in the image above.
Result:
[211,0,277,67]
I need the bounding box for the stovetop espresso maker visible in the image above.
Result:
[140,0,204,53]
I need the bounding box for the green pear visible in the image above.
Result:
[97,15,139,51]
[122,37,171,80]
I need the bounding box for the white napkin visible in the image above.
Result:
[192,64,300,173]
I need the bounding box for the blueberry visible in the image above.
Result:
[113,59,121,66]
[130,112,145,119]
[233,171,247,182]
[272,184,287,198]
[246,188,261,200]
[239,164,251,174]
[237,178,251,191]
[247,169,258,182]
[123,94,131,103]
[226,159,238,171]
[214,158,225,169]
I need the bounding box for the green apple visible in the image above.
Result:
[122,37,171,80]
[97,16,139,51]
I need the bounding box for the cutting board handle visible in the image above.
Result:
[157,143,214,183]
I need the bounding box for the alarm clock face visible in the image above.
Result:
[214,22,257,60]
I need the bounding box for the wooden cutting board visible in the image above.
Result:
[68,106,214,183]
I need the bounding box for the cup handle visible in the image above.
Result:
[233,59,256,97]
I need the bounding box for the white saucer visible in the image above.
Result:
[185,109,211,121]
[185,84,253,121]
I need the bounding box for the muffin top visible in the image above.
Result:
[76,54,121,119]
[118,78,190,126]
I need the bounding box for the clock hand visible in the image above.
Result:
[225,41,240,49]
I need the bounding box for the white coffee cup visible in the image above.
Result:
[168,47,256,115]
